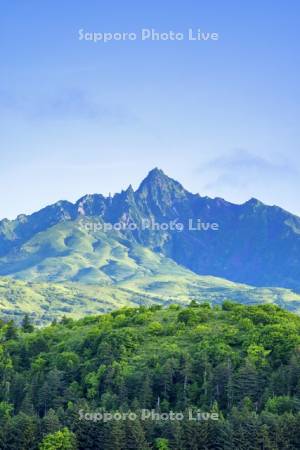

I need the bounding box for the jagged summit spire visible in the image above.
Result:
[136,168,189,205]
[138,167,169,185]
[137,168,185,191]
[147,167,166,177]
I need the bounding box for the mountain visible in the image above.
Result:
[1,168,300,290]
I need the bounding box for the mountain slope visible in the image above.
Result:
[2,271,300,325]
[0,220,194,283]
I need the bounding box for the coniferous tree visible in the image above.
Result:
[41,408,61,435]
[5,412,39,450]
[104,419,126,450]
[125,417,150,450]
[22,314,34,333]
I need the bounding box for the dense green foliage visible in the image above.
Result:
[1,302,300,448]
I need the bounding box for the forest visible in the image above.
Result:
[1,301,300,449]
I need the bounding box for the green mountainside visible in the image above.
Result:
[1,272,300,325]
[0,219,191,284]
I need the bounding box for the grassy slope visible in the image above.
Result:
[1,272,300,325]
[0,220,192,283]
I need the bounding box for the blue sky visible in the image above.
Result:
[1,0,300,218]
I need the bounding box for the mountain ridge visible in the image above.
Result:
[0,168,294,225]
[1,168,300,290]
